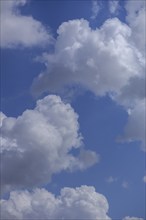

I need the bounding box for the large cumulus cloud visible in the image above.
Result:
[32,17,143,97]
[0,95,98,193]
[31,2,145,150]
[1,186,144,220]
[0,185,111,219]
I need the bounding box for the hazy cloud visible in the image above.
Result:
[123,217,144,220]
[106,176,118,183]
[143,175,146,183]
[122,181,129,189]
[91,0,102,20]
[109,0,120,14]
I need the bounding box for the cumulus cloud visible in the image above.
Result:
[91,0,102,20]
[109,0,120,14]
[1,185,111,219]
[0,95,98,193]
[31,15,145,149]
[32,18,143,97]
[0,0,52,48]
[123,217,144,220]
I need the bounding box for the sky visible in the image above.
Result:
[0,0,145,219]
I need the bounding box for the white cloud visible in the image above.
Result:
[1,185,111,219]
[91,0,102,20]
[31,16,145,149]
[0,0,52,48]
[32,18,143,97]
[0,95,98,193]
[109,0,120,14]
[123,217,144,220]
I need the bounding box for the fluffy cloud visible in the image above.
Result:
[1,185,111,219]
[0,95,98,193]
[32,18,143,97]
[123,217,144,220]
[31,14,145,149]
[0,0,52,48]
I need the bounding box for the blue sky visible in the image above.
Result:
[0,0,145,220]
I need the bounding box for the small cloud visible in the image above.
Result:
[109,0,120,15]
[123,216,144,220]
[122,181,129,189]
[106,176,117,183]
[90,0,102,20]
[143,175,146,183]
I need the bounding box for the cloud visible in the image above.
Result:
[121,99,145,151]
[114,76,145,108]
[31,15,145,149]
[122,181,129,189]
[1,185,111,219]
[109,0,120,14]
[125,0,146,53]
[123,217,144,220]
[106,176,117,183]
[91,0,102,20]
[32,18,143,97]
[143,175,146,183]
[0,0,52,48]
[1,186,145,220]
[0,95,98,193]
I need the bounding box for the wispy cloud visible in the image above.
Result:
[109,0,120,15]
[106,176,118,183]
[122,181,129,189]
[90,0,102,20]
